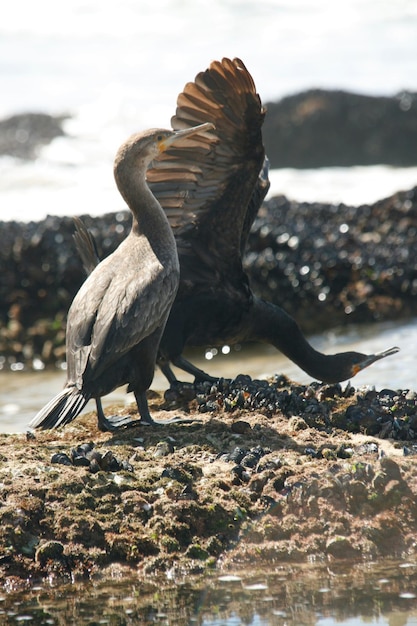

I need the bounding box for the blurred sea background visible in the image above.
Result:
[1,0,417,434]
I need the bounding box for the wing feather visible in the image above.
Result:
[146,57,268,270]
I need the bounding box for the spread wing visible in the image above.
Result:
[146,57,268,274]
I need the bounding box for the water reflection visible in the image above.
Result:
[0,561,417,625]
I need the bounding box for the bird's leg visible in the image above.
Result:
[94,389,201,431]
[134,392,154,424]
[159,361,180,386]
[96,398,141,432]
[171,355,218,383]
[134,391,201,426]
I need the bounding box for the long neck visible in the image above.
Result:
[248,297,344,383]
[114,157,173,247]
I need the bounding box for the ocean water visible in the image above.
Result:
[2,560,417,624]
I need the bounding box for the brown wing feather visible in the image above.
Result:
[146,57,266,270]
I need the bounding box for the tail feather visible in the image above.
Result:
[30,387,90,430]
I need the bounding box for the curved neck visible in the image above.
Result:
[114,158,172,243]
[248,297,343,383]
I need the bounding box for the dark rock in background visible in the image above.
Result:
[263,90,417,168]
[0,112,68,160]
[0,212,131,366]
[1,187,417,368]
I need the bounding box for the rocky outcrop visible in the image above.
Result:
[0,112,68,159]
[1,383,417,587]
[263,89,417,168]
[1,187,416,368]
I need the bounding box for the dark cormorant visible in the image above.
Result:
[150,58,399,384]
[74,58,399,390]
[30,122,214,431]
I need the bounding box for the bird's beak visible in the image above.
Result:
[352,345,400,376]
[158,122,215,152]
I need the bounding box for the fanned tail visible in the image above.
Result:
[29,387,90,430]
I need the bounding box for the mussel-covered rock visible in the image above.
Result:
[51,441,132,473]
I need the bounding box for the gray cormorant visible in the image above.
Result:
[30,122,214,431]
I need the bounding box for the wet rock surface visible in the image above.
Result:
[2,378,417,588]
[167,374,417,442]
[1,186,417,368]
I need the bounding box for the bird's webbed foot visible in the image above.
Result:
[140,414,201,426]
[96,399,141,432]
[171,355,218,384]
[97,414,143,432]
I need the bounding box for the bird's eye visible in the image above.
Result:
[156,134,163,142]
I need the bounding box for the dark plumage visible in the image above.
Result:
[30,123,214,431]
[149,58,399,384]
[73,57,399,391]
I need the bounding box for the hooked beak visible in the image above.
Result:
[159,122,215,152]
[353,345,400,376]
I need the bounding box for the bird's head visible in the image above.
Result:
[114,123,215,173]
[326,346,400,383]
[113,121,215,215]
